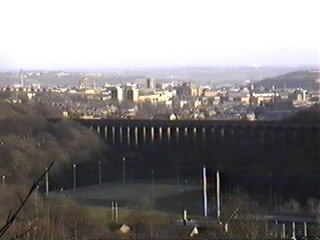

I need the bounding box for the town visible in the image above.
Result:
[1,69,319,121]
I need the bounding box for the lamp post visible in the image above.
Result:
[202,166,208,217]
[217,169,221,221]
[151,169,155,200]
[122,157,126,184]
[268,172,273,208]
[73,163,77,192]
[98,161,102,185]
[176,166,180,188]
[45,168,49,196]
[2,175,6,186]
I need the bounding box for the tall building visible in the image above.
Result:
[249,80,255,106]
[111,87,124,102]
[20,69,24,87]
[146,78,155,89]
[125,87,139,102]
[176,82,192,97]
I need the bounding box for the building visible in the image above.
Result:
[203,90,219,98]
[146,78,155,89]
[124,86,139,102]
[79,77,96,89]
[176,82,192,97]
[20,69,24,87]
[227,91,250,104]
[111,87,124,102]
[291,89,307,102]
[253,92,277,105]
[138,90,174,104]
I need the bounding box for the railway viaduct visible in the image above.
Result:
[76,119,320,148]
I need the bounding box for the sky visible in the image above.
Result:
[0,0,319,70]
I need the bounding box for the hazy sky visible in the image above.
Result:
[0,0,319,70]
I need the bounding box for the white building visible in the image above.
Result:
[124,86,139,102]
[111,87,124,102]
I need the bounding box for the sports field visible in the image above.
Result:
[52,179,206,216]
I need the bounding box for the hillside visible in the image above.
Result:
[0,101,108,183]
[254,70,319,90]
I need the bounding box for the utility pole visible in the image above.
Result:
[2,175,5,186]
[202,166,208,217]
[268,172,273,209]
[98,161,102,185]
[216,169,221,221]
[115,202,119,223]
[73,163,77,192]
[45,168,49,196]
[292,222,296,240]
[111,201,115,221]
[122,157,126,184]
[112,201,119,223]
[151,169,155,200]
[176,166,180,188]
[183,209,188,221]
[282,223,286,238]
[35,185,39,220]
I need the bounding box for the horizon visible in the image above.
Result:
[1,64,319,73]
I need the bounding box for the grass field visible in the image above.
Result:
[85,205,178,224]
[51,179,205,217]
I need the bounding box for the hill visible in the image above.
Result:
[254,70,319,90]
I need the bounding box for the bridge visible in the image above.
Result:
[76,119,320,148]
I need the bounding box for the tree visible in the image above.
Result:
[221,192,268,240]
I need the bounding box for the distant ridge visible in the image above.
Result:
[255,70,319,90]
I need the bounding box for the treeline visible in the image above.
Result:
[0,101,108,183]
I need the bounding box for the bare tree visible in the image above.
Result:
[221,192,267,240]
[0,162,54,238]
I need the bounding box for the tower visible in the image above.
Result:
[146,78,155,89]
[249,79,255,106]
[20,69,24,87]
